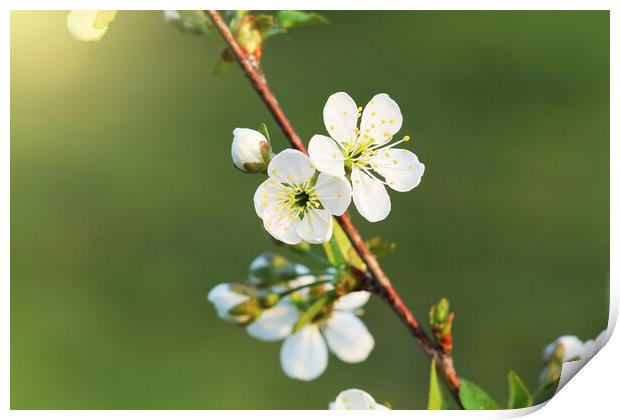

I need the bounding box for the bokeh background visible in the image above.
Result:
[11,11,609,409]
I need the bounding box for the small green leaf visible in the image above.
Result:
[427,359,443,410]
[276,10,328,30]
[459,379,500,410]
[365,236,396,258]
[322,222,366,270]
[258,123,271,143]
[293,296,329,332]
[507,371,533,409]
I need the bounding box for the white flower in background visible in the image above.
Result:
[67,10,117,42]
[246,274,316,341]
[254,149,351,244]
[329,389,389,410]
[308,92,425,222]
[543,330,608,362]
[163,10,181,22]
[231,128,272,173]
[246,275,374,380]
[285,293,373,380]
[207,283,251,323]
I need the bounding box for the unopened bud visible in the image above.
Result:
[231,128,272,173]
[429,298,454,352]
[235,15,263,61]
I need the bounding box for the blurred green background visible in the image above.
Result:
[11,11,609,409]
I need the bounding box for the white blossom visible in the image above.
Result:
[207,283,251,323]
[329,389,389,410]
[254,149,351,244]
[309,92,425,222]
[231,128,272,173]
[67,11,116,42]
[543,330,608,362]
[244,275,373,380]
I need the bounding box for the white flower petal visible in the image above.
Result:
[351,167,391,222]
[67,10,109,42]
[207,283,249,322]
[322,312,374,363]
[543,335,584,362]
[267,149,315,185]
[253,179,283,218]
[323,92,359,145]
[359,93,403,146]
[331,389,382,410]
[370,148,425,192]
[297,208,333,244]
[280,325,328,381]
[247,300,299,342]
[263,205,302,245]
[582,330,608,358]
[308,135,346,177]
[334,291,371,311]
[314,173,352,216]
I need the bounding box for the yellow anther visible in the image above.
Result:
[371,111,376,116]
[332,153,337,159]
[383,132,390,137]
[403,135,411,142]
[357,107,362,112]
[272,169,278,174]
[384,152,391,157]
[381,119,386,124]
[408,165,413,170]
[337,192,342,198]
[343,111,348,116]
[392,159,398,165]
[371,123,376,128]
[329,124,335,130]
[389,119,394,124]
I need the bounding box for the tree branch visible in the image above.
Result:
[205,10,463,409]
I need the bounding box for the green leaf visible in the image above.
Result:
[293,296,329,332]
[322,222,366,270]
[276,10,328,30]
[507,371,533,409]
[365,236,396,258]
[459,379,500,410]
[427,359,443,410]
[258,123,271,143]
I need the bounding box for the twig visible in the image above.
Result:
[205,10,463,409]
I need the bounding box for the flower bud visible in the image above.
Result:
[429,298,454,352]
[235,15,263,61]
[248,252,310,287]
[207,283,256,324]
[67,10,117,42]
[231,128,272,173]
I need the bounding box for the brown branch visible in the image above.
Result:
[205,10,463,408]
